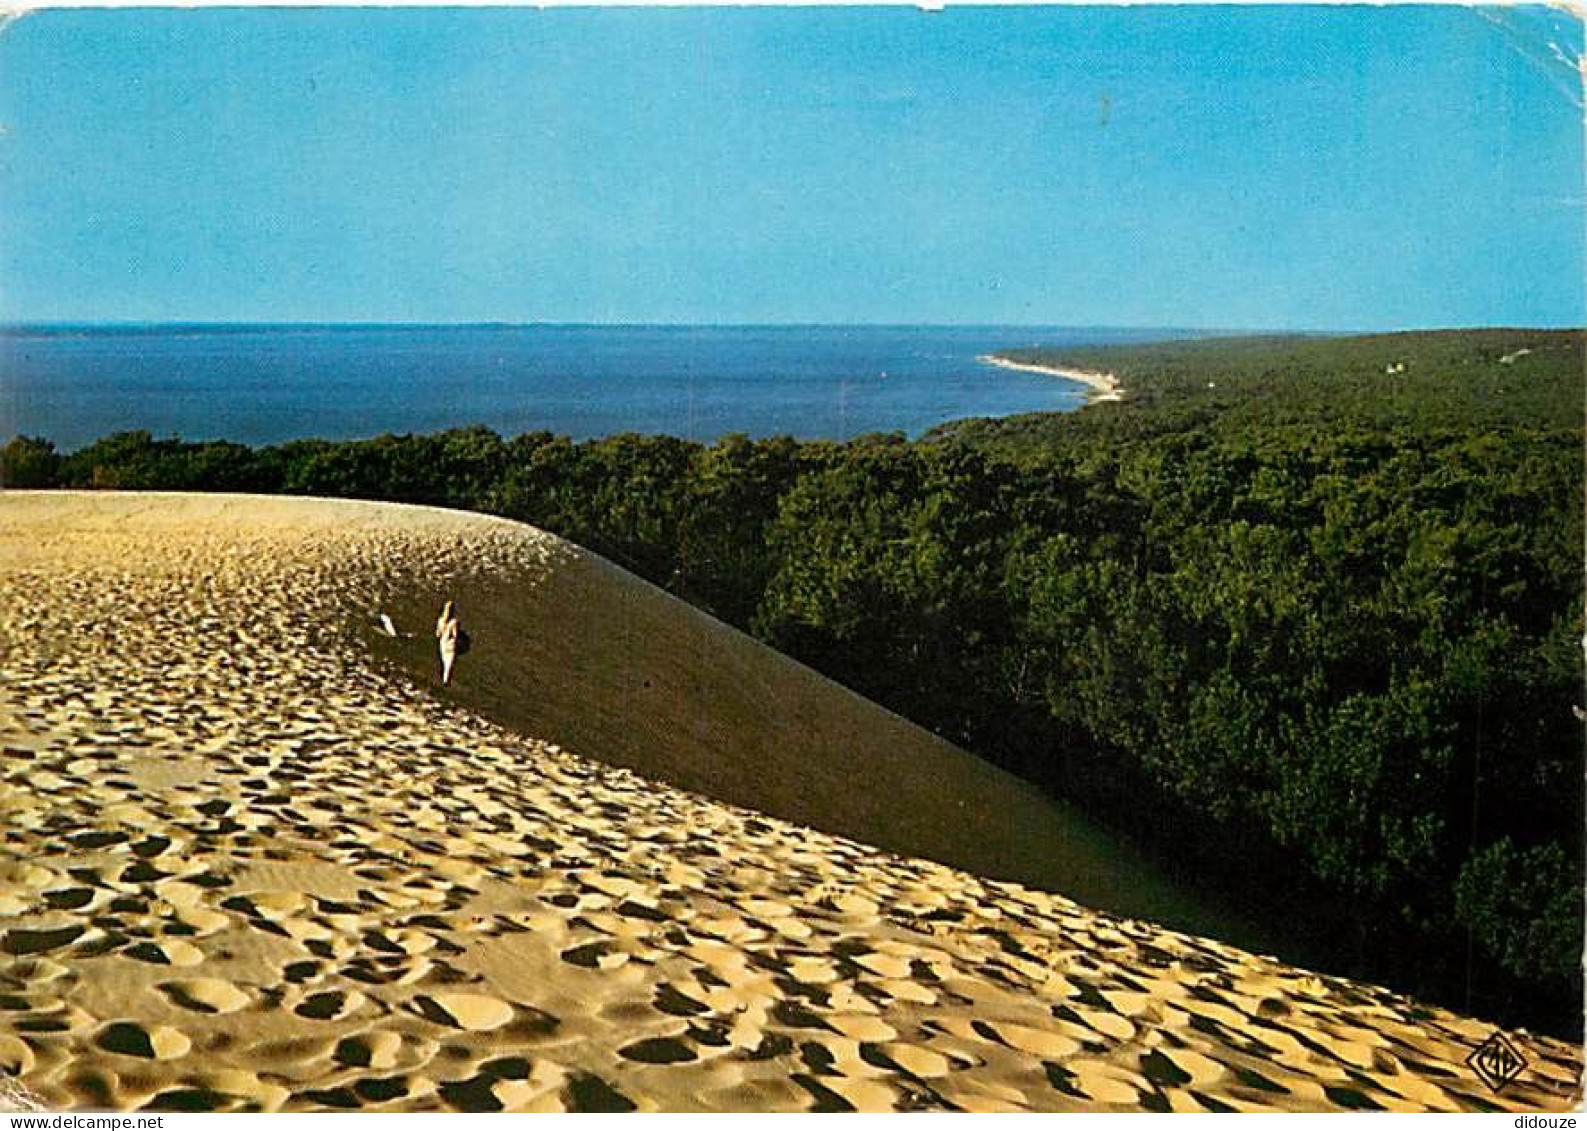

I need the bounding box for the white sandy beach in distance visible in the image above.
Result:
[979,354,1124,403]
[0,492,1579,1113]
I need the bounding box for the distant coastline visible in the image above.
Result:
[979,354,1124,403]
[4,326,1150,452]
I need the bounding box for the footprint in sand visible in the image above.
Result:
[826,1013,897,1043]
[1066,1060,1143,1105]
[158,979,252,1015]
[851,951,912,979]
[124,939,205,967]
[172,905,231,936]
[40,887,99,912]
[2,925,85,956]
[618,1036,697,1065]
[876,1042,957,1079]
[0,1032,37,1076]
[413,993,515,1032]
[333,1031,425,1071]
[96,1021,192,1061]
[292,989,369,1022]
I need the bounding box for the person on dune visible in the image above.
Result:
[435,600,468,685]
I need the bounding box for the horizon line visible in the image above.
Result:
[0,319,1401,336]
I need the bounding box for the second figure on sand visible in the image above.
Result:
[435,600,467,685]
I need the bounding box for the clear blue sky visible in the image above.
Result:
[0,6,1580,329]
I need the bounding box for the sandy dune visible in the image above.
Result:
[0,492,1578,1112]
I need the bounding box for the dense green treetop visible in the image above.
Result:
[931,328,1582,451]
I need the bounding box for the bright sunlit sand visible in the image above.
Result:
[0,492,1579,1112]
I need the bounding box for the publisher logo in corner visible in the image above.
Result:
[1467,1030,1528,1095]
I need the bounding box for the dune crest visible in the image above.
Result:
[0,493,1578,1112]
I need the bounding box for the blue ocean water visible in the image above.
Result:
[0,324,1185,451]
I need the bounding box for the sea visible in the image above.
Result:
[0,324,1190,452]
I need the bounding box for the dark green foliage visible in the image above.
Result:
[57,431,272,492]
[274,426,506,507]
[754,442,1019,747]
[0,434,60,487]
[932,329,1584,1026]
[1456,839,1582,985]
[675,433,802,624]
[14,327,1582,1032]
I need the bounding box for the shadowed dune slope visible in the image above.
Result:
[0,492,1578,1113]
[359,500,1246,943]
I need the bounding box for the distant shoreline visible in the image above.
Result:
[979,354,1124,403]
[6,327,1132,451]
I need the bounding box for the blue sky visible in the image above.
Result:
[0,6,1580,329]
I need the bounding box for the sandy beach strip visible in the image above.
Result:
[0,492,1579,1113]
[980,354,1124,403]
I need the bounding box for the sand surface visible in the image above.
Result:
[980,355,1124,402]
[0,492,1578,1112]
